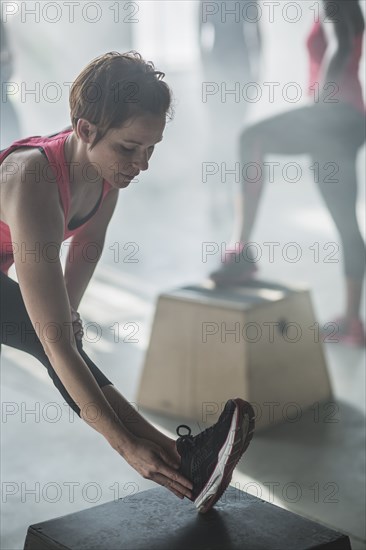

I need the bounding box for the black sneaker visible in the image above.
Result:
[176,398,255,513]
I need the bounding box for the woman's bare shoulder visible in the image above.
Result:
[0,147,63,227]
[1,146,49,180]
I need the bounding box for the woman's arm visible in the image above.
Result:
[64,189,119,310]
[1,151,193,498]
[2,153,132,451]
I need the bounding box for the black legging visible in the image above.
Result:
[239,102,366,279]
[0,271,113,417]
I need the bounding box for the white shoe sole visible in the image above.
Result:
[194,405,246,511]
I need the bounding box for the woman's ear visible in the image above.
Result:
[76,118,98,145]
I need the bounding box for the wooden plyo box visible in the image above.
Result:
[137,281,332,430]
[23,487,351,550]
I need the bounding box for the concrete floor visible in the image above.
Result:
[1,11,366,549]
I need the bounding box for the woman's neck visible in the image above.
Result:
[64,132,103,188]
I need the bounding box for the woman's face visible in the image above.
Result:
[83,113,166,189]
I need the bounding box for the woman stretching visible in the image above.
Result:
[0,52,255,513]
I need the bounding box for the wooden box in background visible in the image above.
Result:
[137,281,332,430]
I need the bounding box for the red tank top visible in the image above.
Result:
[0,129,113,275]
[306,21,365,112]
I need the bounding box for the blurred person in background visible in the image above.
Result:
[210,0,366,347]
[198,0,262,139]
[0,52,255,513]
[0,15,22,149]
[199,0,262,82]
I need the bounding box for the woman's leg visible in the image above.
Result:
[313,105,365,327]
[314,151,365,322]
[211,105,325,283]
[235,104,342,245]
[0,271,179,458]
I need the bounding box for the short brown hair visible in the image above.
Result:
[69,51,173,149]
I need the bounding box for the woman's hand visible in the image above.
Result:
[70,306,84,341]
[122,437,193,501]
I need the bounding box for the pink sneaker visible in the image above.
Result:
[210,243,258,286]
[321,317,366,347]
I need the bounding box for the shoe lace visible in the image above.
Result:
[176,424,192,437]
[176,424,215,448]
